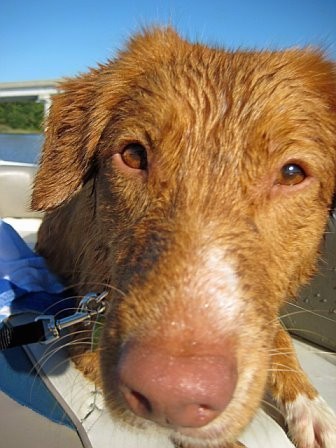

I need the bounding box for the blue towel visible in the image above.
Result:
[0,219,66,321]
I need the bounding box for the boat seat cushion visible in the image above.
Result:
[0,163,42,218]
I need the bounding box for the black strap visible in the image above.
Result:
[0,320,46,350]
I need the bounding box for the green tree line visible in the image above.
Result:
[0,101,44,133]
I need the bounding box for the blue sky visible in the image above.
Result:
[1,0,336,82]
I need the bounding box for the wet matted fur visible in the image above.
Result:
[32,28,336,448]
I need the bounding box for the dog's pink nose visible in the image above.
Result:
[117,343,237,428]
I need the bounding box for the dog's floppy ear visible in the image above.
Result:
[32,71,108,211]
[32,74,100,211]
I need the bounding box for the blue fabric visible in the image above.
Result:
[0,219,76,430]
[0,219,66,321]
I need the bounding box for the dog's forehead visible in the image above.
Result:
[115,46,318,149]
[112,48,318,167]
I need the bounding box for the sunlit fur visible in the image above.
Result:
[32,28,336,448]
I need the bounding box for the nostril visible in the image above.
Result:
[173,402,221,428]
[122,387,153,418]
[132,390,152,414]
[198,404,212,416]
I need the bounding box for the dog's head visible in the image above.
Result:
[32,28,336,446]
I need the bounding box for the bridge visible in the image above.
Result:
[0,80,61,115]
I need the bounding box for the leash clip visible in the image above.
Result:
[36,291,108,344]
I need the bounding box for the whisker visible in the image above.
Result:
[280,307,336,324]
[283,327,335,339]
[268,351,295,357]
[268,362,302,374]
[260,399,283,417]
[268,350,336,357]
[267,368,301,373]
[61,280,126,297]
[29,329,96,377]
[40,297,79,314]
[29,339,102,399]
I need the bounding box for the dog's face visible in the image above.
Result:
[32,29,336,446]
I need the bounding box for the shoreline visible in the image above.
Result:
[0,130,42,135]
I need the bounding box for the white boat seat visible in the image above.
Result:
[0,162,42,219]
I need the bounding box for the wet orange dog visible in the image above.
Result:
[32,28,336,448]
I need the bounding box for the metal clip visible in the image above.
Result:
[36,291,108,344]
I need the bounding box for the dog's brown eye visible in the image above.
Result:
[277,163,306,186]
[121,144,148,170]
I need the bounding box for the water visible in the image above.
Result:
[0,133,43,164]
